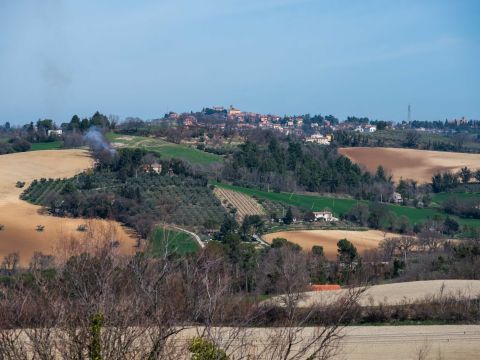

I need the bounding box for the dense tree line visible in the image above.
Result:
[334,127,480,153]
[443,196,480,220]
[62,111,114,132]
[0,111,115,154]
[431,167,480,193]
[221,133,394,200]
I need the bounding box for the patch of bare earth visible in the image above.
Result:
[0,150,137,266]
[339,147,480,183]
[263,229,400,260]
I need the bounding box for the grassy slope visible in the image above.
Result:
[150,227,200,256]
[0,138,63,152]
[431,192,480,204]
[30,141,63,151]
[107,133,222,165]
[213,182,480,227]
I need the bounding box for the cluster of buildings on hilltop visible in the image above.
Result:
[164,105,416,143]
[396,117,479,133]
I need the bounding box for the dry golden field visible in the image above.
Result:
[294,280,480,307]
[0,150,136,266]
[339,147,480,183]
[262,229,401,260]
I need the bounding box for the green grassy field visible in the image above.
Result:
[431,192,480,205]
[150,227,200,256]
[213,182,359,214]
[0,138,63,152]
[213,182,480,227]
[107,133,222,165]
[30,141,63,151]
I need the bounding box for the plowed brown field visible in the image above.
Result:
[0,150,137,266]
[339,147,480,183]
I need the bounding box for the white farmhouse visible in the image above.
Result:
[313,211,338,222]
[305,133,331,145]
[47,129,63,136]
[392,192,403,204]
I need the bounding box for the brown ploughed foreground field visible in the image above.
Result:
[0,150,136,265]
[9,325,480,359]
[332,325,480,360]
[176,325,480,359]
[263,229,400,260]
[291,280,480,307]
[339,147,480,183]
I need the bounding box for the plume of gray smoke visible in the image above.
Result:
[36,0,72,117]
[84,127,116,156]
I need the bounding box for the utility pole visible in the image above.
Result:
[408,104,411,123]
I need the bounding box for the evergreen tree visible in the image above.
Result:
[283,207,294,224]
[459,166,472,184]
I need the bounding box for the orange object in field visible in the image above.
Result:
[310,284,341,291]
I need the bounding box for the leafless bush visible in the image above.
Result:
[0,228,366,359]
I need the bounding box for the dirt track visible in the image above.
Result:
[339,147,480,183]
[0,150,136,266]
[263,229,400,260]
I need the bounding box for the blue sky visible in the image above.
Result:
[0,0,479,124]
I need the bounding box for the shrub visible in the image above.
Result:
[188,337,228,360]
[77,224,88,232]
[11,138,31,152]
[88,313,104,360]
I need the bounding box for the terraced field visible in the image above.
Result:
[214,187,266,221]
